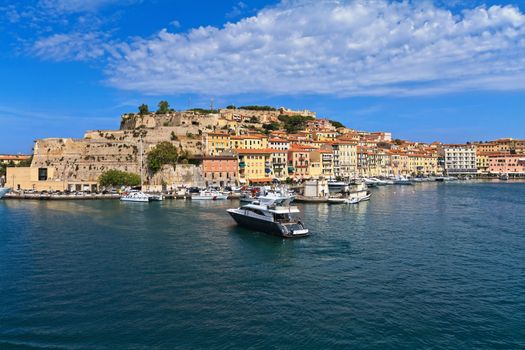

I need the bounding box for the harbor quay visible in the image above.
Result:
[1,104,525,196]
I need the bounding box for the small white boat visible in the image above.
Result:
[191,189,229,200]
[121,191,150,202]
[345,193,371,204]
[370,177,388,186]
[435,176,458,182]
[148,193,164,201]
[327,196,346,204]
[0,187,10,199]
[499,173,509,181]
[393,177,413,185]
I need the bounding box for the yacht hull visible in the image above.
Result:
[227,210,309,238]
[0,188,10,199]
[191,195,228,200]
[121,197,149,202]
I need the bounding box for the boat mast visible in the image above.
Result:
[140,136,143,189]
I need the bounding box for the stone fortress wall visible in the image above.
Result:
[28,107,316,187]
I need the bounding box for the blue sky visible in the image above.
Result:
[1,0,524,153]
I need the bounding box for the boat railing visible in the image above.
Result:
[271,205,299,212]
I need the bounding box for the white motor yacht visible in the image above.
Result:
[227,196,309,238]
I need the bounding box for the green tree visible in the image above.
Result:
[329,120,345,128]
[99,170,141,187]
[16,156,33,167]
[147,141,178,173]
[138,104,149,115]
[226,105,236,109]
[239,105,276,111]
[170,131,178,141]
[188,108,218,114]
[157,100,170,114]
[263,121,280,132]
[278,114,314,133]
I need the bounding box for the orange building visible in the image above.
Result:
[202,155,238,187]
[287,144,317,180]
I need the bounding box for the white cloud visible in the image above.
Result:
[32,32,111,61]
[226,1,249,19]
[38,0,134,13]
[47,0,525,97]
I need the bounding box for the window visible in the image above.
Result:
[38,168,48,181]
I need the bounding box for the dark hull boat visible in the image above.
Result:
[227,196,309,238]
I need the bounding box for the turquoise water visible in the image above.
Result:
[1,182,524,349]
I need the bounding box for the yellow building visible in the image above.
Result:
[206,132,231,156]
[5,166,99,192]
[310,149,334,179]
[313,129,338,141]
[389,151,410,177]
[476,153,490,173]
[230,134,268,150]
[236,148,273,185]
[332,140,357,178]
[270,150,288,180]
[474,142,499,154]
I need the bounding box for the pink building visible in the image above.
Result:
[488,154,525,174]
[202,155,238,187]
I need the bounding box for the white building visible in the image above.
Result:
[442,144,477,175]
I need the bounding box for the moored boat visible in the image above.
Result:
[328,181,371,204]
[227,196,309,238]
[148,193,164,201]
[0,187,10,199]
[393,177,413,185]
[345,193,371,204]
[121,191,150,202]
[327,196,346,204]
[191,189,229,200]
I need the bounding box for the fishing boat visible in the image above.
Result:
[121,191,150,202]
[227,196,309,238]
[0,187,10,199]
[499,173,509,181]
[191,189,228,200]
